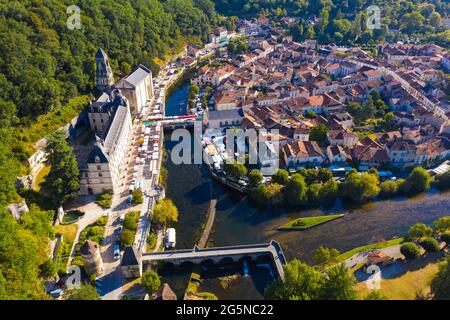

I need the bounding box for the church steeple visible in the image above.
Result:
[95,48,114,92]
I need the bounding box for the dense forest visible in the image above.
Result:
[0,0,218,300]
[214,0,450,48]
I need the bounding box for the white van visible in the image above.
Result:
[165,228,176,249]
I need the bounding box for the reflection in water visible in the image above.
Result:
[163,83,450,298]
[210,186,450,264]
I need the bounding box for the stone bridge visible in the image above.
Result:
[141,240,287,280]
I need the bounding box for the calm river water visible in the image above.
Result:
[160,83,450,299]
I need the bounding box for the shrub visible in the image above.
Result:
[40,259,57,278]
[402,167,431,194]
[119,230,135,247]
[95,192,112,209]
[420,237,440,253]
[400,243,421,260]
[141,270,161,294]
[94,216,108,226]
[248,170,263,186]
[123,212,140,231]
[198,292,218,300]
[131,189,143,205]
[271,169,289,185]
[407,223,433,241]
[441,232,450,246]
[379,180,399,198]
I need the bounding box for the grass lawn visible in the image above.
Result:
[278,214,344,230]
[337,238,404,262]
[32,165,50,191]
[355,261,439,300]
[55,224,78,244]
[62,210,85,224]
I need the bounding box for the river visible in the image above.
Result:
[160,83,450,299]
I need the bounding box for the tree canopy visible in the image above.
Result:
[265,258,356,300]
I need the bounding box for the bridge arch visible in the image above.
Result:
[179,261,195,269]
[237,255,253,263]
[200,259,215,267]
[256,254,273,263]
[218,257,235,265]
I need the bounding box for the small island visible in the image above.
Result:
[278,214,344,231]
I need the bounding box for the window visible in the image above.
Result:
[93,119,96,123]
[98,172,103,177]
[97,165,101,170]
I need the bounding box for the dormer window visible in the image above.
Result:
[95,156,100,163]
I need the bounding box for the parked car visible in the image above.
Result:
[113,242,120,261]
[115,226,123,235]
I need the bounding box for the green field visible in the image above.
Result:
[278,214,344,230]
[337,238,405,262]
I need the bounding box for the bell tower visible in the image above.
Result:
[95,48,114,92]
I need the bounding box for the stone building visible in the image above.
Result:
[114,65,153,114]
[121,246,142,278]
[79,48,155,195]
[80,240,104,276]
[79,89,132,195]
[96,48,114,92]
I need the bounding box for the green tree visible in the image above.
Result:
[319,179,339,205]
[317,168,332,183]
[304,109,316,119]
[248,170,263,186]
[379,180,399,198]
[340,172,380,202]
[265,259,324,300]
[95,192,113,209]
[434,217,450,235]
[440,232,450,247]
[153,199,178,228]
[284,174,308,206]
[319,264,356,300]
[402,167,431,194]
[141,270,161,295]
[429,12,442,28]
[64,285,100,300]
[131,189,144,205]
[309,124,328,146]
[40,259,57,278]
[400,243,421,260]
[119,229,135,247]
[307,183,322,205]
[400,12,425,34]
[312,246,340,269]
[419,237,439,253]
[364,291,390,300]
[44,130,80,205]
[223,162,248,180]
[251,183,283,207]
[271,169,289,185]
[430,256,450,300]
[407,223,433,241]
